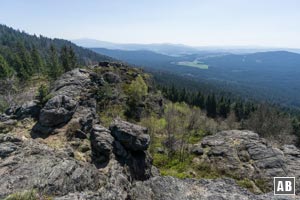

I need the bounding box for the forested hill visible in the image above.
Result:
[0,24,112,80]
[91,47,179,70]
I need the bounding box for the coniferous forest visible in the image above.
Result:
[0,24,111,81]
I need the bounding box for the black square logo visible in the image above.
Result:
[274,177,295,195]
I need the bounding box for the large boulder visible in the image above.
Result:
[109,119,150,151]
[39,95,77,127]
[91,125,114,161]
[103,72,121,83]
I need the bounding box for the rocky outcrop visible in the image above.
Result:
[1,64,299,199]
[0,64,158,199]
[193,130,300,193]
[33,68,96,136]
[91,119,154,181]
[0,134,100,198]
[39,95,78,127]
[110,119,150,151]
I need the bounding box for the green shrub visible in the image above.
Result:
[153,153,196,179]
[192,162,222,179]
[65,120,81,140]
[4,190,53,200]
[188,130,206,144]
[37,84,51,105]
[98,104,126,127]
[4,190,38,200]
[126,75,148,102]
[255,178,270,193]
[0,97,9,113]
[237,178,255,193]
[153,153,169,168]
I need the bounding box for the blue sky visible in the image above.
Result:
[0,0,300,48]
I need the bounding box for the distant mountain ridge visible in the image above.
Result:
[73,38,200,56]
[73,38,300,55]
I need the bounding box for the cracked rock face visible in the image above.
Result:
[39,95,78,127]
[110,119,150,151]
[91,125,114,162]
[33,68,96,135]
[196,130,300,193]
[0,134,100,198]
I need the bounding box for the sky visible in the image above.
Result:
[0,0,300,48]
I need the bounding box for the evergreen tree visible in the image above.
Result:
[48,45,62,79]
[60,45,77,72]
[0,55,13,78]
[234,100,244,121]
[68,46,77,68]
[179,88,187,102]
[218,96,230,118]
[31,46,44,76]
[194,91,205,109]
[12,54,29,81]
[15,42,33,81]
[170,85,178,102]
[206,94,217,118]
[60,45,70,72]
[244,102,255,119]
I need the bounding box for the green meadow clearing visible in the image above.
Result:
[176,60,209,69]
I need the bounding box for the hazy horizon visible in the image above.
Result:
[1,0,300,48]
[72,38,300,50]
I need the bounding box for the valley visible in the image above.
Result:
[90,47,300,110]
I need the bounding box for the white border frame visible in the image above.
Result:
[274,177,295,196]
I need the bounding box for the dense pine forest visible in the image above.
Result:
[0,24,111,80]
